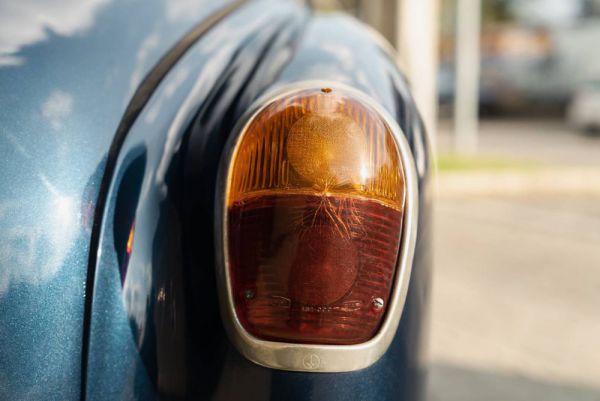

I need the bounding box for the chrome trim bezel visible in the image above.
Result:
[215,81,419,372]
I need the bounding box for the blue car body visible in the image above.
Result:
[0,0,432,400]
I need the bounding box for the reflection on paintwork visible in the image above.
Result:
[0,0,110,66]
[0,0,234,399]
[126,224,135,255]
[279,16,396,115]
[0,182,78,295]
[128,33,161,102]
[42,90,74,130]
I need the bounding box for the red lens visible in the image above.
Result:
[225,88,405,345]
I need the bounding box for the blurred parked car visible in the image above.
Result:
[439,0,600,115]
[438,26,558,114]
[568,80,600,133]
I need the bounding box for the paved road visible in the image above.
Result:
[428,120,600,401]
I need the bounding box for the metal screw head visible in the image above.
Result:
[244,289,255,300]
[372,297,384,310]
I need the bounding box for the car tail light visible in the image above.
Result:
[217,82,418,371]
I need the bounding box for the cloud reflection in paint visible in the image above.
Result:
[0,191,78,296]
[0,0,110,66]
[42,90,74,130]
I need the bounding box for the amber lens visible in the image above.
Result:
[226,87,405,345]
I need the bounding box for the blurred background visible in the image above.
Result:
[314,1,600,400]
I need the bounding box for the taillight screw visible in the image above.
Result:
[244,289,255,300]
[372,297,384,310]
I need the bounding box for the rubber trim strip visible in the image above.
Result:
[79,1,248,399]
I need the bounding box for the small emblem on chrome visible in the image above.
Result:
[302,354,321,370]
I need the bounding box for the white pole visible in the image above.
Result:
[454,0,481,153]
[396,0,440,143]
[357,0,439,151]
